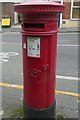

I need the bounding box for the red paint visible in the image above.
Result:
[14,0,64,109]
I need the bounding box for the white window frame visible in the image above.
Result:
[70,0,80,20]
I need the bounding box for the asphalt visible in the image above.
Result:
[0,24,79,33]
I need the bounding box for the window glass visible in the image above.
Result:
[73,0,80,6]
[72,8,80,19]
[72,0,80,19]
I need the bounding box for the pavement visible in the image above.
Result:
[0,24,79,33]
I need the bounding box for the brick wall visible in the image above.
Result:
[63,2,71,19]
[0,3,2,22]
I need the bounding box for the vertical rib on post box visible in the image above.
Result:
[14,0,64,118]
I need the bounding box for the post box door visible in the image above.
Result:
[23,35,56,109]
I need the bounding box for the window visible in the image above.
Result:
[71,0,80,20]
[73,0,80,6]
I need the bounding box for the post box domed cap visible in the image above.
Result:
[14,0,64,13]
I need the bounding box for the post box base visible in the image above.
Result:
[23,101,56,118]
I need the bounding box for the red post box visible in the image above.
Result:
[14,0,64,118]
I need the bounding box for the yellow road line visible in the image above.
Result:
[0,82,80,97]
[56,90,80,97]
[0,83,23,89]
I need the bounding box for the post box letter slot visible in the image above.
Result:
[24,23,45,29]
